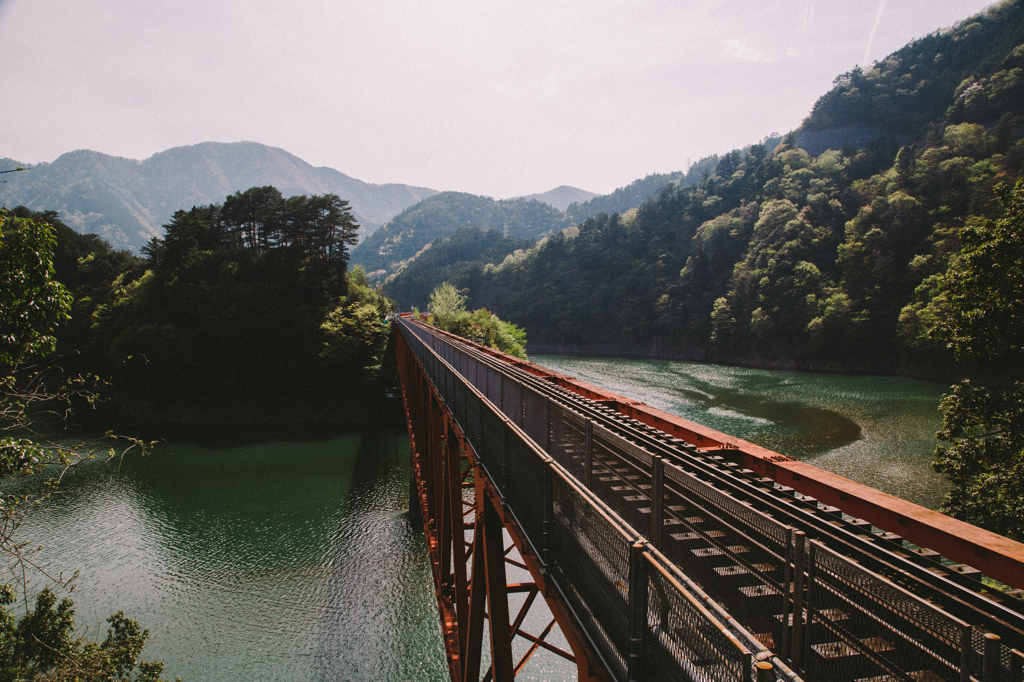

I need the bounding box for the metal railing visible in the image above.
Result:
[399,317,1024,682]
[399,317,770,682]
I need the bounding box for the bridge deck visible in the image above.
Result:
[397,315,1024,682]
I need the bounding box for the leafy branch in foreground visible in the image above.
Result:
[1,209,170,680]
[0,586,174,682]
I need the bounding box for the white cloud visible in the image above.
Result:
[723,38,768,63]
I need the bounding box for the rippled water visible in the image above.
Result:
[10,428,449,682]
[532,355,951,509]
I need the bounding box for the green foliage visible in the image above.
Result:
[805,2,1024,135]
[936,180,1024,369]
[0,211,166,680]
[427,282,467,330]
[89,187,390,413]
[0,211,72,365]
[933,382,1024,539]
[320,266,394,379]
[352,192,564,274]
[0,586,173,682]
[382,227,533,310]
[425,283,527,359]
[931,180,1024,538]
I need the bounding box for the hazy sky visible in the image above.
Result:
[0,1,997,198]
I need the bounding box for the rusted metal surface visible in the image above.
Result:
[420,321,1024,592]
[395,326,610,682]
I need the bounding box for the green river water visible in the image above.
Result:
[8,356,952,680]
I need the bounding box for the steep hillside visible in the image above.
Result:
[464,0,1024,377]
[0,141,437,251]
[562,156,723,226]
[803,0,1024,137]
[351,192,563,274]
[353,157,728,278]
[381,226,533,309]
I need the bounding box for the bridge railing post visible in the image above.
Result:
[584,420,594,489]
[650,456,664,550]
[628,541,647,682]
[984,633,1002,682]
[543,464,554,568]
[791,530,806,671]
[780,528,793,661]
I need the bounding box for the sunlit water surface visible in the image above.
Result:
[11,429,450,682]
[532,355,951,510]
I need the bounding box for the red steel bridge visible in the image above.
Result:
[395,314,1024,682]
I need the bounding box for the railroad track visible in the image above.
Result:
[407,318,1024,681]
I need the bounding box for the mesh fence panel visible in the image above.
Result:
[645,555,752,682]
[549,403,587,481]
[522,385,548,450]
[487,365,503,408]
[502,378,523,427]
[440,363,455,409]
[505,434,547,559]
[551,472,631,682]
[805,541,970,682]
[479,406,506,486]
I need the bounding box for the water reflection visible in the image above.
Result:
[11,428,449,682]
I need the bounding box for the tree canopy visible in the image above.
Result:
[932,180,1024,539]
[424,282,527,359]
[937,179,1024,369]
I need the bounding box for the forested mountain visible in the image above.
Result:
[352,156,725,278]
[351,192,564,274]
[382,226,533,309]
[516,185,598,211]
[561,155,725,226]
[457,0,1024,377]
[803,3,1024,137]
[0,142,437,251]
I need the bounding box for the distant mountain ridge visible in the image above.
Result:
[0,141,438,251]
[352,160,721,276]
[352,191,564,273]
[515,185,598,211]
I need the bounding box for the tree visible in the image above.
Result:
[428,282,467,329]
[426,282,527,358]
[936,180,1024,370]
[0,210,170,681]
[0,210,72,365]
[221,186,284,251]
[933,180,1024,539]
